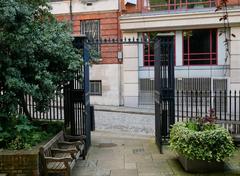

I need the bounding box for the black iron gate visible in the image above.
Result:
[64,36,91,153]
[154,35,175,153]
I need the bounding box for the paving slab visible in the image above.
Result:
[98,159,125,170]
[72,131,240,176]
[110,169,138,176]
[125,162,137,169]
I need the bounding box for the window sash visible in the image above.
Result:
[143,32,175,66]
[143,32,157,66]
[90,81,102,95]
[80,20,100,52]
[183,29,217,66]
[149,0,216,11]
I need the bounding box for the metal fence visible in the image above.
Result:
[24,92,65,121]
[175,90,240,134]
[139,77,228,105]
[19,70,83,122]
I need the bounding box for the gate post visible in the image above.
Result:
[168,40,175,126]
[83,38,91,151]
[63,36,91,153]
[154,34,175,154]
[154,38,163,153]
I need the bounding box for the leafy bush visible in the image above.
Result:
[32,120,64,135]
[0,0,82,118]
[170,121,235,162]
[0,115,63,150]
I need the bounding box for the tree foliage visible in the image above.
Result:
[0,0,82,118]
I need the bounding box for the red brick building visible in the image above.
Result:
[50,0,240,108]
[50,0,123,106]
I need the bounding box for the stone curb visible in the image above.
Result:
[94,105,155,115]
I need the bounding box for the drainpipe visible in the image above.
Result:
[70,0,73,30]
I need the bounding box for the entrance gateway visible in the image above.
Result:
[154,33,175,153]
[81,37,174,153]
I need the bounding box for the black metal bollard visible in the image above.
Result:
[90,105,95,131]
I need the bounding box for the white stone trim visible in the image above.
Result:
[120,9,240,31]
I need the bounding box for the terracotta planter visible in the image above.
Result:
[178,155,225,173]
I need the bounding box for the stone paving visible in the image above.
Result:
[94,107,155,136]
[72,131,240,176]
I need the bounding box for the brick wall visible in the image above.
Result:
[0,151,39,176]
[56,11,122,64]
[121,0,144,13]
[227,0,240,5]
[215,0,240,6]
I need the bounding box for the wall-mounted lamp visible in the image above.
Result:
[117,51,123,62]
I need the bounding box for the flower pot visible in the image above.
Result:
[178,155,225,173]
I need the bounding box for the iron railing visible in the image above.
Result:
[25,93,65,121]
[139,77,228,105]
[175,90,240,134]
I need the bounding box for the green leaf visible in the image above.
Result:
[0,0,83,115]
[169,122,236,161]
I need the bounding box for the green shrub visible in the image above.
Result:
[170,122,236,162]
[0,115,63,150]
[32,120,64,134]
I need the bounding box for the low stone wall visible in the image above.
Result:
[0,146,40,176]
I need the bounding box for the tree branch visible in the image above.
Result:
[19,93,32,121]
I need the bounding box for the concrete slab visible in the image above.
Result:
[72,131,240,176]
[110,169,138,176]
[98,159,125,170]
[125,162,137,169]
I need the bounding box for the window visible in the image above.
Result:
[149,0,215,11]
[143,32,158,66]
[143,32,175,66]
[90,80,102,95]
[183,29,217,66]
[80,20,100,52]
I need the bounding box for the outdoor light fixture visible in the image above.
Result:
[117,51,123,61]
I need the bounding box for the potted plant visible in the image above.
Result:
[170,109,236,173]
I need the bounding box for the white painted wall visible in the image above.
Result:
[218,28,228,66]
[122,32,139,107]
[138,33,144,67]
[120,9,240,32]
[50,0,119,14]
[139,66,228,79]
[230,27,240,90]
[89,64,121,106]
[175,31,183,66]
